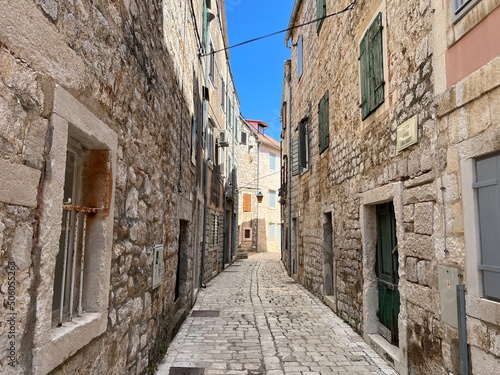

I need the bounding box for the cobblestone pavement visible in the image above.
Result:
[156,252,397,375]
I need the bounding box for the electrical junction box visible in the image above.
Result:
[152,244,164,289]
[438,265,461,328]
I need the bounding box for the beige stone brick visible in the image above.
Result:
[467,93,492,137]
[414,202,434,235]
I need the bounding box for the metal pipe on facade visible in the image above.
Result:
[287,66,293,274]
[256,140,261,252]
[78,214,87,316]
[69,211,80,321]
[59,205,72,326]
[457,284,469,374]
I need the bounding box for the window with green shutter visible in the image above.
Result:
[359,13,385,120]
[318,92,329,154]
[291,135,300,176]
[316,0,326,33]
[298,119,309,172]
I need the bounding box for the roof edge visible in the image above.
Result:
[285,0,303,44]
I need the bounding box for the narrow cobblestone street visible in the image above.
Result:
[157,253,397,375]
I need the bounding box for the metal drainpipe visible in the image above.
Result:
[200,11,212,288]
[287,68,293,274]
[256,139,260,252]
[231,110,237,261]
[223,190,227,269]
[200,98,208,288]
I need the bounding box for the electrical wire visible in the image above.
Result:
[200,0,358,57]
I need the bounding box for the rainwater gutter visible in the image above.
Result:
[286,60,293,274]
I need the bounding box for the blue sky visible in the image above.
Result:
[225,0,295,142]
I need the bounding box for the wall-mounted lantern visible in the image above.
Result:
[256,191,263,203]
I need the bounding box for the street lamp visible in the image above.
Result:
[256,191,263,203]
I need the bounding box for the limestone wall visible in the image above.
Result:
[0,0,234,374]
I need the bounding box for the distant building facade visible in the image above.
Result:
[236,119,281,256]
[282,0,500,374]
[0,1,240,374]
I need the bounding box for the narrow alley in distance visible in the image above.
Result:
[157,253,396,375]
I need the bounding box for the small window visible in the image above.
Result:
[318,92,329,154]
[453,0,481,21]
[206,119,215,161]
[34,86,117,373]
[316,0,326,33]
[209,41,215,83]
[269,153,277,171]
[211,213,219,246]
[191,116,197,165]
[221,77,225,111]
[227,97,232,129]
[359,13,385,120]
[243,193,252,212]
[244,228,252,240]
[299,119,310,172]
[291,135,300,176]
[269,190,276,209]
[241,131,247,145]
[474,153,500,301]
[297,36,303,79]
[269,224,276,241]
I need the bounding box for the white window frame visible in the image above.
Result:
[207,119,215,162]
[209,40,215,84]
[462,143,500,326]
[297,35,303,79]
[269,223,276,241]
[241,131,247,145]
[221,76,226,112]
[452,0,481,22]
[269,153,277,171]
[269,190,277,209]
[33,86,117,374]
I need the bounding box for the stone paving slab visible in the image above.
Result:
[157,252,398,375]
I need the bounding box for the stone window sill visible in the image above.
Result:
[33,312,107,374]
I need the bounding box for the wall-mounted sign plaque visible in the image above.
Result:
[397,115,418,152]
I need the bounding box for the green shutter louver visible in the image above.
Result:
[291,135,300,176]
[318,92,329,154]
[371,13,385,112]
[317,0,326,33]
[202,1,208,50]
[299,121,308,171]
[359,33,370,119]
[360,12,385,120]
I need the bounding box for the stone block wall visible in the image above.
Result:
[0,0,235,374]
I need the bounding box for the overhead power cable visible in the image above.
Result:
[200,0,357,57]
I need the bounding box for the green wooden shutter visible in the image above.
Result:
[360,12,384,119]
[291,135,299,176]
[299,121,307,171]
[371,13,385,111]
[317,0,326,32]
[319,92,329,154]
[202,1,208,50]
[359,33,370,119]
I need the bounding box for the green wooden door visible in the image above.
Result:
[376,202,400,345]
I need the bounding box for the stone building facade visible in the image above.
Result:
[0,0,239,374]
[236,119,281,255]
[281,0,500,374]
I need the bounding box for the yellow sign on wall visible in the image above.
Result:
[396,115,418,152]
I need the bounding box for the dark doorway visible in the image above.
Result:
[323,212,334,296]
[376,202,400,345]
[176,220,189,302]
